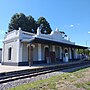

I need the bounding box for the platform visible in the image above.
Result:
[0,60,86,74]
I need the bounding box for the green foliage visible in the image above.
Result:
[27,15,37,33]
[37,17,52,34]
[76,49,89,55]
[75,81,90,90]
[8,13,52,34]
[9,67,90,90]
[8,13,28,32]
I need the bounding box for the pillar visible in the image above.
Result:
[17,39,20,65]
[68,47,70,59]
[52,45,55,52]
[74,48,77,59]
[62,46,64,60]
[69,48,72,59]
[29,44,31,66]
[19,42,23,62]
[59,46,62,59]
[38,43,42,61]
[2,42,5,64]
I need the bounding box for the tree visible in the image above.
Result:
[8,13,28,32]
[8,13,52,34]
[37,17,52,34]
[27,15,37,33]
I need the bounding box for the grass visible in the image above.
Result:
[9,66,90,90]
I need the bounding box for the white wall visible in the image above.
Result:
[22,43,38,62]
[4,30,20,41]
[22,43,28,62]
[35,29,75,45]
[2,28,76,65]
[41,44,45,60]
[38,44,42,61]
[0,50,2,62]
[3,40,18,63]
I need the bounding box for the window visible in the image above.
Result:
[8,47,12,60]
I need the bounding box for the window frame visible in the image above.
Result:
[8,47,12,60]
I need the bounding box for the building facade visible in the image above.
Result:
[0,48,2,63]
[1,27,88,66]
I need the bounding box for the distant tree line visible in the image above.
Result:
[8,13,52,34]
[76,49,90,55]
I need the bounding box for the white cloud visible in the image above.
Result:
[0,30,5,34]
[0,39,3,42]
[64,23,80,29]
[77,23,80,26]
[88,31,90,34]
[70,25,74,28]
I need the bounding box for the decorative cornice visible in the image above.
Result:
[3,37,19,44]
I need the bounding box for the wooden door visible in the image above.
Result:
[28,46,33,66]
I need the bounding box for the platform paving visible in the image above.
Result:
[0,64,40,73]
[0,60,83,74]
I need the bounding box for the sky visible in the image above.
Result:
[0,0,90,48]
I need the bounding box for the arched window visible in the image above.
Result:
[8,47,12,60]
[65,49,68,53]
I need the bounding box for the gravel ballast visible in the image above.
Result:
[0,65,90,90]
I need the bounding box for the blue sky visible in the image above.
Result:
[0,0,90,48]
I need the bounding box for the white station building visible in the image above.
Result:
[0,48,2,63]
[1,27,87,66]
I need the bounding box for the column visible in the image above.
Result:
[38,44,42,61]
[62,46,64,60]
[19,42,23,62]
[59,46,62,59]
[74,48,77,59]
[17,39,20,65]
[52,45,55,52]
[68,47,70,59]
[2,42,5,64]
[76,48,78,59]
[69,48,72,59]
[28,44,31,66]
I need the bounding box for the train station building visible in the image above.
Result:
[1,27,88,66]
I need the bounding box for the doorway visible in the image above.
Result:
[71,49,74,59]
[28,45,33,65]
[65,49,68,53]
[44,47,50,63]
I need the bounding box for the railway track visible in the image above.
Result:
[0,60,90,84]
